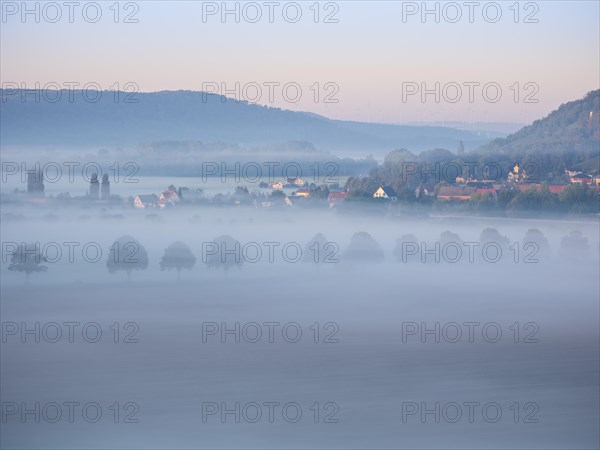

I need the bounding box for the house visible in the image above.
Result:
[293,188,311,198]
[570,174,593,184]
[134,194,158,208]
[415,184,430,198]
[286,177,305,187]
[328,191,347,207]
[507,164,526,183]
[436,186,476,200]
[564,169,581,177]
[269,181,283,189]
[160,190,180,203]
[373,186,397,200]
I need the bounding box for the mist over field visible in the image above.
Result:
[1,201,599,448]
[1,1,599,449]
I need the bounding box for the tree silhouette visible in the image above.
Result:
[89,173,100,199]
[344,231,385,263]
[440,230,463,246]
[302,233,337,265]
[394,234,419,263]
[8,243,48,284]
[439,230,464,263]
[106,235,149,280]
[479,228,510,261]
[205,235,243,276]
[160,241,196,280]
[522,228,552,260]
[560,230,590,261]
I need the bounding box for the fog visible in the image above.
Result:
[1,200,598,449]
[2,1,599,447]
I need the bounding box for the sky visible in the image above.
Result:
[1,1,599,125]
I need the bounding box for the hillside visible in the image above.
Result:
[0,89,495,156]
[479,90,599,165]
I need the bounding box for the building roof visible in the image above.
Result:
[548,185,567,194]
[475,188,496,195]
[161,190,179,199]
[515,184,567,194]
[466,181,494,189]
[437,186,476,198]
[380,186,398,197]
[136,194,158,203]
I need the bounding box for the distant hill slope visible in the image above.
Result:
[479,90,599,159]
[0,89,494,155]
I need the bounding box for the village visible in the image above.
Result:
[4,164,600,212]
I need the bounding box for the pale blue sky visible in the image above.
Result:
[1,1,598,124]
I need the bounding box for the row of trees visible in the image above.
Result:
[8,229,594,283]
[464,184,598,215]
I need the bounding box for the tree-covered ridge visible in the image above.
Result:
[479,90,599,171]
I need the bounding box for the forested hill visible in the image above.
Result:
[0,89,494,155]
[478,90,599,172]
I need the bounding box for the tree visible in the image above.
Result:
[496,188,519,209]
[507,186,560,215]
[440,230,463,246]
[232,185,249,200]
[469,192,497,214]
[89,173,100,199]
[393,234,419,263]
[559,230,589,261]
[205,235,243,276]
[160,241,196,280]
[106,235,149,280]
[382,149,418,182]
[270,190,286,199]
[479,228,510,246]
[522,229,552,261]
[302,233,335,265]
[479,228,510,261]
[439,230,465,263]
[559,184,599,214]
[8,243,48,284]
[344,231,385,263]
